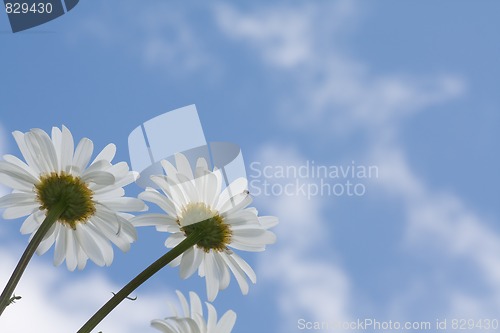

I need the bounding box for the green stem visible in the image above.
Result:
[0,201,66,316]
[77,229,204,333]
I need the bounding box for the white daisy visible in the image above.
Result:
[151,290,236,333]
[132,153,278,301]
[0,126,146,270]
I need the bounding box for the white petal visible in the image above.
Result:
[176,173,199,203]
[0,174,33,192]
[179,247,203,279]
[94,207,120,230]
[198,172,219,209]
[165,176,189,207]
[51,127,63,172]
[36,222,57,255]
[65,229,78,271]
[206,302,218,333]
[103,161,129,180]
[98,197,145,212]
[228,242,265,252]
[90,215,131,252]
[93,187,125,200]
[150,175,174,197]
[176,290,190,317]
[220,194,253,217]
[3,204,39,219]
[150,319,178,333]
[60,126,75,172]
[92,143,116,164]
[0,160,39,185]
[195,157,209,175]
[82,159,111,175]
[189,291,203,318]
[76,242,89,270]
[131,213,177,227]
[165,233,185,248]
[169,254,182,267]
[34,129,59,172]
[54,224,67,266]
[81,170,115,185]
[174,153,194,180]
[216,178,248,210]
[12,131,40,174]
[32,210,46,223]
[217,310,237,333]
[224,209,259,227]
[116,215,138,241]
[156,224,181,233]
[204,252,220,302]
[25,130,56,174]
[161,159,179,178]
[220,252,249,295]
[259,216,279,229]
[75,225,106,266]
[0,192,36,208]
[139,189,178,216]
[113,170,138,189]
[193,312,207,332]
[93,209,137,244]
[3,154,38,179]
[84,223,114,266]
[20,214,40,234]
[214,252,230,290]
[230,252,256,283]
[72,137,94,175]
[232,228,276,245]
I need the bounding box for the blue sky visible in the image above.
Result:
[1,1,500,332]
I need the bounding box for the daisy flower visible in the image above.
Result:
[132,153,278,301]
[151,290,236,333]
[0,126,146,270]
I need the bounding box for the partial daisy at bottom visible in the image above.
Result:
[0,126,146,270]
[152,290,236,333]
[132,153,278,301]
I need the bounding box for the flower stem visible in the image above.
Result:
[0,201,66,316]
[76,228,204,333]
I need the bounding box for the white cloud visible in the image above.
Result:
[216,1,356,69]
[70,2,214,75]
[0,245,172,333]
[253,145,352,333]
[215,2,465,138]
[217,0,500,329]
[372,145,500,319]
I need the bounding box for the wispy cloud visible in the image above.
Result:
[370,144,500,317]
[252,145,352,333]
[69,2,215,75]
[0,244,172,333]
[215,1,465,138]
[216,1,499,330]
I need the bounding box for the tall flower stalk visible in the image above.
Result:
[132,153,278,301]
[0,201,65,315]
[0,126,145,316]
[78,153,278,332]
[76,227,205,333]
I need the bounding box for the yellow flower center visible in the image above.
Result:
[178,203,232,252]
[35,172,96,229]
